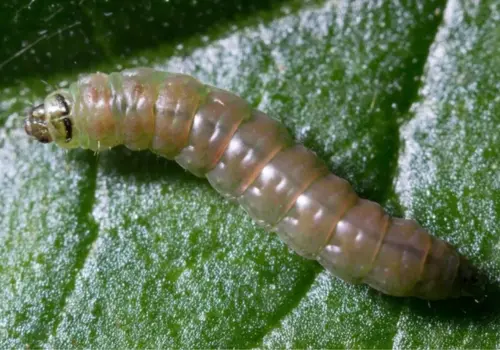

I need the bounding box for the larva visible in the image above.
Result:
[24,67,483,300]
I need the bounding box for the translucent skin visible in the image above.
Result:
[43,67,480,300]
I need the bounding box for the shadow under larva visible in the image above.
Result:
[24,67,487,301]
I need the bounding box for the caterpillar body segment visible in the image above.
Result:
[25,67,483,300]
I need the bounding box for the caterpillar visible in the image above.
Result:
[24,67,484,300]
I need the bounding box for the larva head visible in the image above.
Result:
[25,90,78,147]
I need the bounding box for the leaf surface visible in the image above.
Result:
[0,0,498,348]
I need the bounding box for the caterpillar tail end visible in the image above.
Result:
[454,256,487,301]
[25,104,53,144]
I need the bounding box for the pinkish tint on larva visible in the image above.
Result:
[24,67,485,300]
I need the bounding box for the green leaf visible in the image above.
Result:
[1,0,499,348]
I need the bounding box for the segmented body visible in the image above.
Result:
[25,67,481,300]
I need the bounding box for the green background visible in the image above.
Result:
[1,0,499,348]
